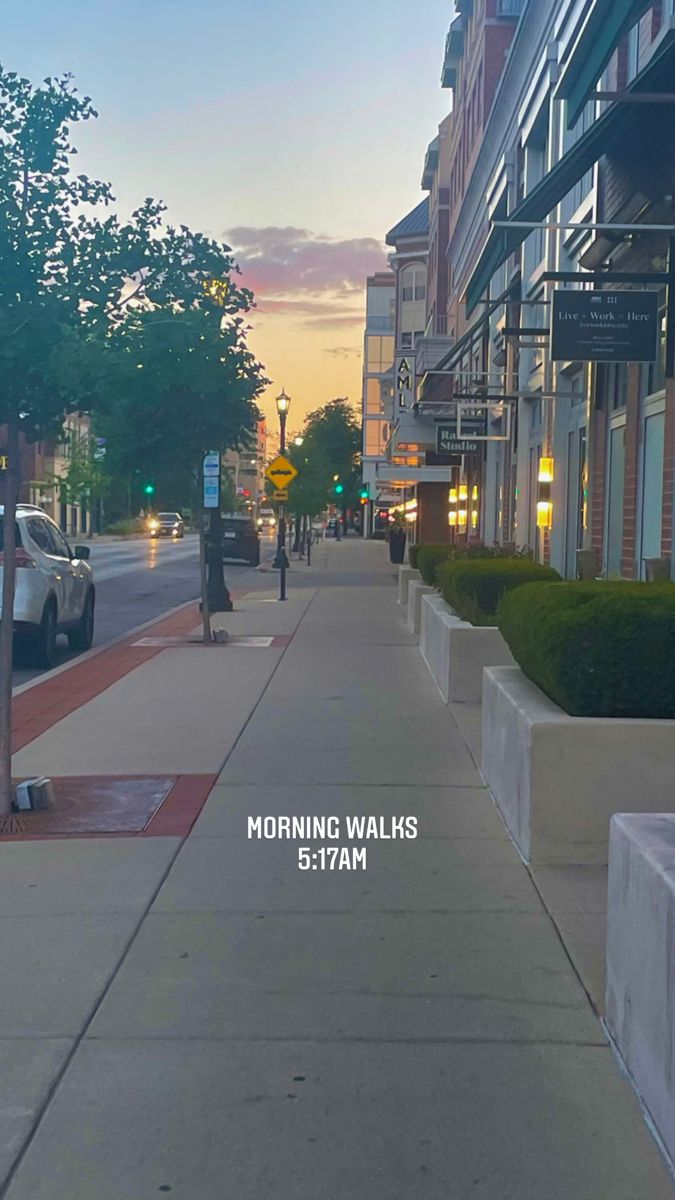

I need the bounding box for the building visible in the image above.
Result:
[360,271,396,532]
[222,419,268,516]
[441,0,675,578]
[0,413,94,535]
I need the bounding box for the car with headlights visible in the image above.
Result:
[0,505,95,668]
[221,513,260,566]
[148,512,184,539]
[257,508,276,532]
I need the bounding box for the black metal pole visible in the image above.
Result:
[206,506,233,612]
[278,412,288,600]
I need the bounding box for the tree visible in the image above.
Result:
[0,65,267,810]
[0,69,116,813]
[287,398,362,523]
[44,430,110,511]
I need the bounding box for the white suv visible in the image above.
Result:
[0,505,95,669]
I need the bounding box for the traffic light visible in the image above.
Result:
[359,486,369,500]
[334,482,344,496]
[143,482,155,496]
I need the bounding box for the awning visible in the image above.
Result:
[465,102,625,315]
[557,0,654,129]
[465,27,675,315]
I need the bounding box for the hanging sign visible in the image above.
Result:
[551,290,659,362]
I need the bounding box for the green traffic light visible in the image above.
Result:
[335,483,344,495]
[143,483,155,496]
[360,488,368,499]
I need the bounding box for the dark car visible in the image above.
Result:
[149,512,184,538]
[221,514,260,566]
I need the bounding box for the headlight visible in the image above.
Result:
[257,518,263,527]
[149,520,158,531]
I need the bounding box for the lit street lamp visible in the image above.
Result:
[272,388,291,597]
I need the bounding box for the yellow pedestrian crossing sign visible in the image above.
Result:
[266,454,298,491]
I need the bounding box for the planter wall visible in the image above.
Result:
[420,594,513,704]
[482,666,675,865]
[606,814,675,1165]
[407,580,434,634]
[397,566,421,606]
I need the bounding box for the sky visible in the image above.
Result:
[1,0,451,429]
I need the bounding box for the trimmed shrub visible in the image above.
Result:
[417,544,457,585]
[413,542,511,586]
[498,581,675,718]
[439,558,560,626]
[408,544,422,569]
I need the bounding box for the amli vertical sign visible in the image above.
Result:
[551,290,659,363]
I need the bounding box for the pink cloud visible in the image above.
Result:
[226,225,388,299]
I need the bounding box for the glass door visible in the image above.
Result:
[605,423,625,578]
[638,408,665,577]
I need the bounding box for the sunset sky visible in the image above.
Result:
[2,0,451,429]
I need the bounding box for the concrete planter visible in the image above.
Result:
[606,814,675,1164]
[407,580,434,635]
[482,666,675,865]
[397,565,421,606]
[420,594,513,704]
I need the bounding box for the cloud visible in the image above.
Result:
[226,225,388,304]
[324,346,362,359]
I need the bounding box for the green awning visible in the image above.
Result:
[465,102,624,315]
[557,0,654,128]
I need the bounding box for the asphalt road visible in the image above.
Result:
[13,532,278,688]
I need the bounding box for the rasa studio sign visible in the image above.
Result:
[551,290,658,363]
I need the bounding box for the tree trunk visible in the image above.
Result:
[0,415,21,814]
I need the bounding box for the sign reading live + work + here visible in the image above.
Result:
[551,290,659,363]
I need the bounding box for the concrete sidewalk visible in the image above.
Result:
[0,538,673,1198]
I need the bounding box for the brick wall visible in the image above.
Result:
[662,377,675,558]
[591,397,607,568]
[621,366,641,578]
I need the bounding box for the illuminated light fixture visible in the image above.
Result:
[471,509,479,529]
[537,501,553,529]
[538,457,554,484]
[459,484,468,502]
[458,508,468,526]
[472,485,479,501]
[537,456,554,529]
[448,511,458,527]
[449,487,458,504]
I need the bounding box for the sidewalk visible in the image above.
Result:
[0,538,673,1198]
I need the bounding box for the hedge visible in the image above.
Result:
[439,558,560,626]
[498,581,675,718]
[413,542,510,585]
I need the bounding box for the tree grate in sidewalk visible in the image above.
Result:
[132,635,279,647]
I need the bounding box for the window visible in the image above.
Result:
[569,102,595,211]
[414,284,426,302]
[401,332,413,348]
[46,524,72,559]
[26,518,53,553]
[400,265,426,305]
[607,363,628,410]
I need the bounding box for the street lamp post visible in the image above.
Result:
[273,388,291,599]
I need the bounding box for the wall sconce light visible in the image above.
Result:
[458,484,468,502]
[537,501,553,529]
[449,487,458,504]
[538,457,554,485]
[537,457,554,529]
[471,509,479,529]
[448,511,458,527]
[458,508,468,527]
[472,485,479,502]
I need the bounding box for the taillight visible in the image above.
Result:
[0,549,37,569]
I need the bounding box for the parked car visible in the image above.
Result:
[148,512,184,538]
[0,504,95,668]
[221,514,261,566]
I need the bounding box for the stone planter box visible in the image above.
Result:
[397,565,421,606]
[606,814,675,1165]
[420,594,513,704]
[482,666,675,865]
[407,580,434,634]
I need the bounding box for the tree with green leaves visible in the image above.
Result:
[287,398,362,530]
[0,64,267,811]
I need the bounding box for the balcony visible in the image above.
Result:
[496,0,523,16]
[415,314,453,379]
[441,15,465,89]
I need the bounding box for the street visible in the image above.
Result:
[12,532,277,687]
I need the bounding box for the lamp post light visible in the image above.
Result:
[273,388,291,597]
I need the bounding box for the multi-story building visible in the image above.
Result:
[223,419,268,516]
[443,0,675,578]
[361,271,396,531]
[0,413,94,535]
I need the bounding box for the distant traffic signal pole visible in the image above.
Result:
[273,389,291,600]
[333,477,343,539]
